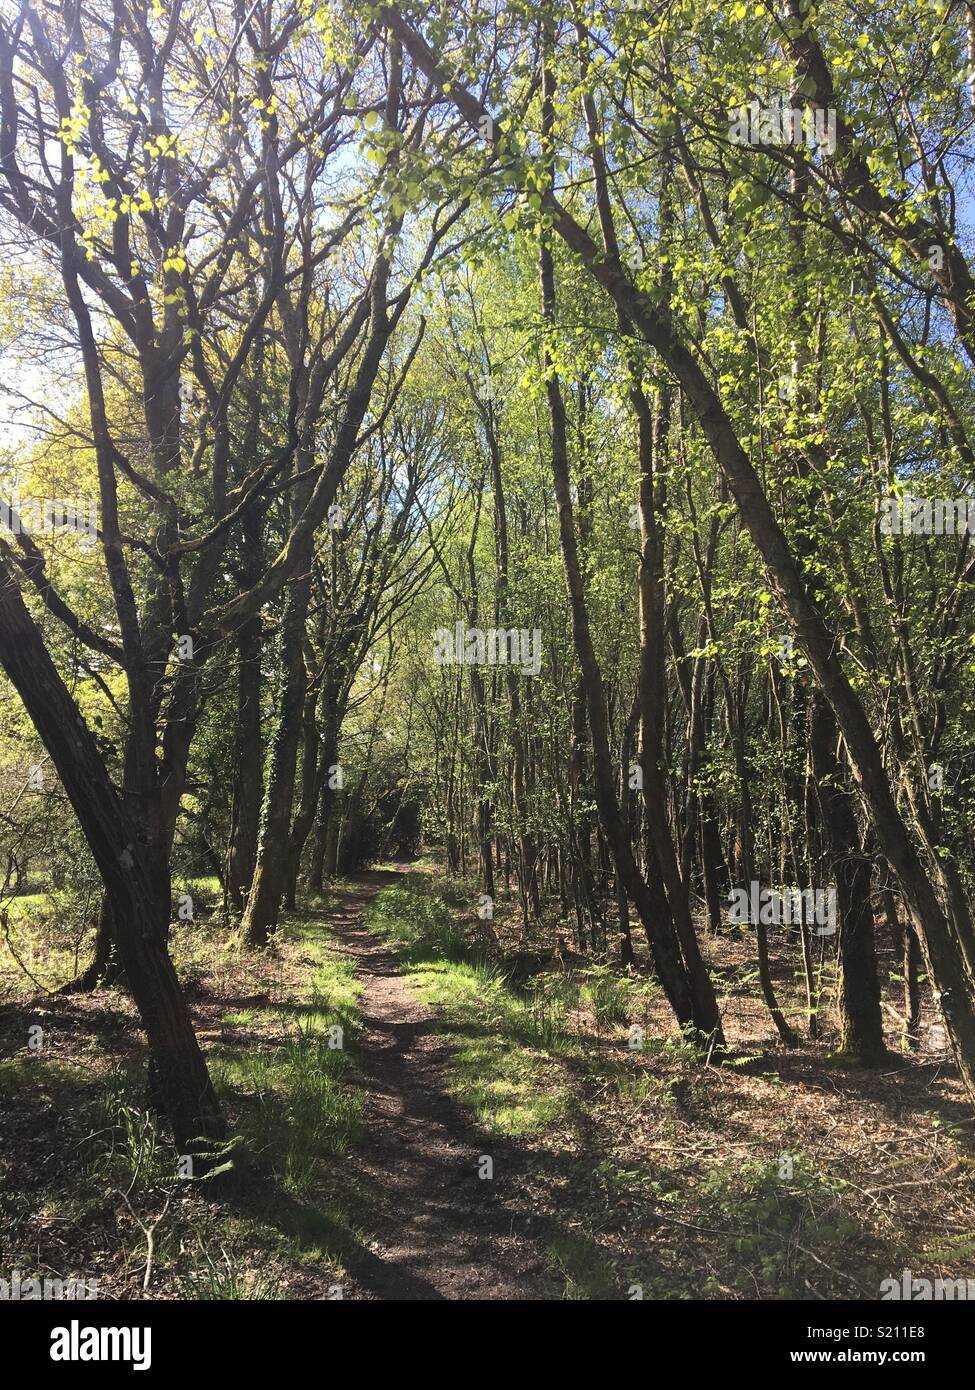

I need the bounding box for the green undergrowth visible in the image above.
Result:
[366,875,907,1299]
[208,922,364,1192]
[0,911,371,1298]
[370,880,601,1136]
[1,879,940,1300]
[368,878,658,1134]
[0,876,227,997]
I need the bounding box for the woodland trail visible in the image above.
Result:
[318,869,561,1300]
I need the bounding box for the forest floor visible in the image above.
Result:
[1,864,974,1300]
[319,871,558,1299]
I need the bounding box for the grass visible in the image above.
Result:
[178,1242,287,1300]
[367,880,664,1134]
[582,965,636,1030]
[364,875,923,1300]
[0,909,371,1298]
[2,891,50,921]
[210,929,365,1198]
[0,888,95,994]
[368,883,583,1135]
[0,875,226,1000]
[547,1230,621,1300]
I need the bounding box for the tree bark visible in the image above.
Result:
[226,612,264,911]
[0,554,224,1153]
[810,697,887,1064]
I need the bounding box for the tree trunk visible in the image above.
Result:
[810,696,886,1063]
[240,565,312,947]
[283,679,321,911]
[226,612,263,911]
[0,555,224,1153]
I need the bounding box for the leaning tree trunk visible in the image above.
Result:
[0,555,224,1153]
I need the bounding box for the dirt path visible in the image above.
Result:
[321,870,560,1300]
